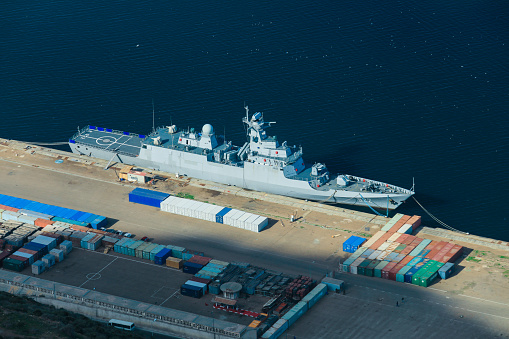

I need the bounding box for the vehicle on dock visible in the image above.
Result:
[69,106,414,210]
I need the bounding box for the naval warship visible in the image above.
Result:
[69,107,414,210]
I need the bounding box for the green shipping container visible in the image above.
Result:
[374,261,390,278]
[365,260,380,277]
[130,240,146,257]
[357,259,372,276]
[135,242,150,258]
[143,243,158,259]
[419,261,445,287]
[3,258,24,272]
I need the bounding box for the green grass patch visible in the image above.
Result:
[176,192,194,199]
[466,256,481,263]
[500,255,509,259]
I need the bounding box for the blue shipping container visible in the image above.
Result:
[129,188,170,208]
[215,207,232,224]
[180,284,203,298]
[183,262,204,274]
[154,248,172,265]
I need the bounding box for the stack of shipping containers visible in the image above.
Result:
[159,194,269,233]
[342,214,463,287]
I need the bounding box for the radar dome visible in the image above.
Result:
[201,124,214,136]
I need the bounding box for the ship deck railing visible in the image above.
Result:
[72,126,149,141]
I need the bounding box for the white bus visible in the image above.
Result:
[108,319,135,331]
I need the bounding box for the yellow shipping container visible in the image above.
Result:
[166,257,183,269]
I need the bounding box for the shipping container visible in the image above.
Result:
[183,261,204,274]
[166,256,183,269]
[12,251,35,265]
[388,215,412,233]
[282,301,308,326]
[381,262,397,279]
[362,231,386,248]
[184,280,207,295]
[168,245,185,259]
[149,244,166,261]
[365,260,380,277]
[32,260,45,275]
[3,257,25,272]
[396,265,413,282]
[143,243,159,259]
[300,283,327,309]
[438,262,455,279]
[129,188,170,208]
[406,215,422,230]
[321,277,345,292]
[357,259,372,276]
[441,244,464,263]
[261,319,288,339]
[381,214,404,232]
[374,260,390,278]
[180,284,203,298]
[154,248,172,265]
[42,253,56,267]
[50,248,65,262]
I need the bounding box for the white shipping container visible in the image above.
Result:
[222,209,239,226]
[182,200,198,217]
[189,201,204,218]
[378,241,391,252]
[232,211,246,228]
[388,233,402,242]
[238,213,252,229]
[201,205,216,221]
[397,224,413,234]
[195,202,209,220]
[2,210,20,221]
[171,197,187,215]
[368,250,382,260]
[208,205,225,222]
[177,199,193,216]
[229,210,245,227]
[252,215,268,232]
[244,214,259,232]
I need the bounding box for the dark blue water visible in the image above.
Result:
[1,2,508,240]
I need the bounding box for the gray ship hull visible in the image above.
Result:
[69,141,412,210]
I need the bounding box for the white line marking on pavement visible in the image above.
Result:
[79,257,118,288]
[459,294,509,307]
[160,290,179,307]
[428,287,447,293]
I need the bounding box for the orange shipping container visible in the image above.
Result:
[406,215,422,230]
[35,218,55,228]
[388,215,412,233]
[370,232,395,250]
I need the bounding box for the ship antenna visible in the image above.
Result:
[152,99,155,133]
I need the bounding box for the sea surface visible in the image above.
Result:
[1,2,508,240]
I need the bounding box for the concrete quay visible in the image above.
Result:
[1,138,509,338]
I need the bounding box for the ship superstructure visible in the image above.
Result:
[69,107,414,210]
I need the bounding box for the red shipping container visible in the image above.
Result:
[191,276,212,285]
[18,248,39,261]
[8,254,29,267]
[388,256,414,280]
[395,234,409,244]
[425,241,448,259]
[382,262,398,279]
[431,243,455,262]
[441,244,464,263]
